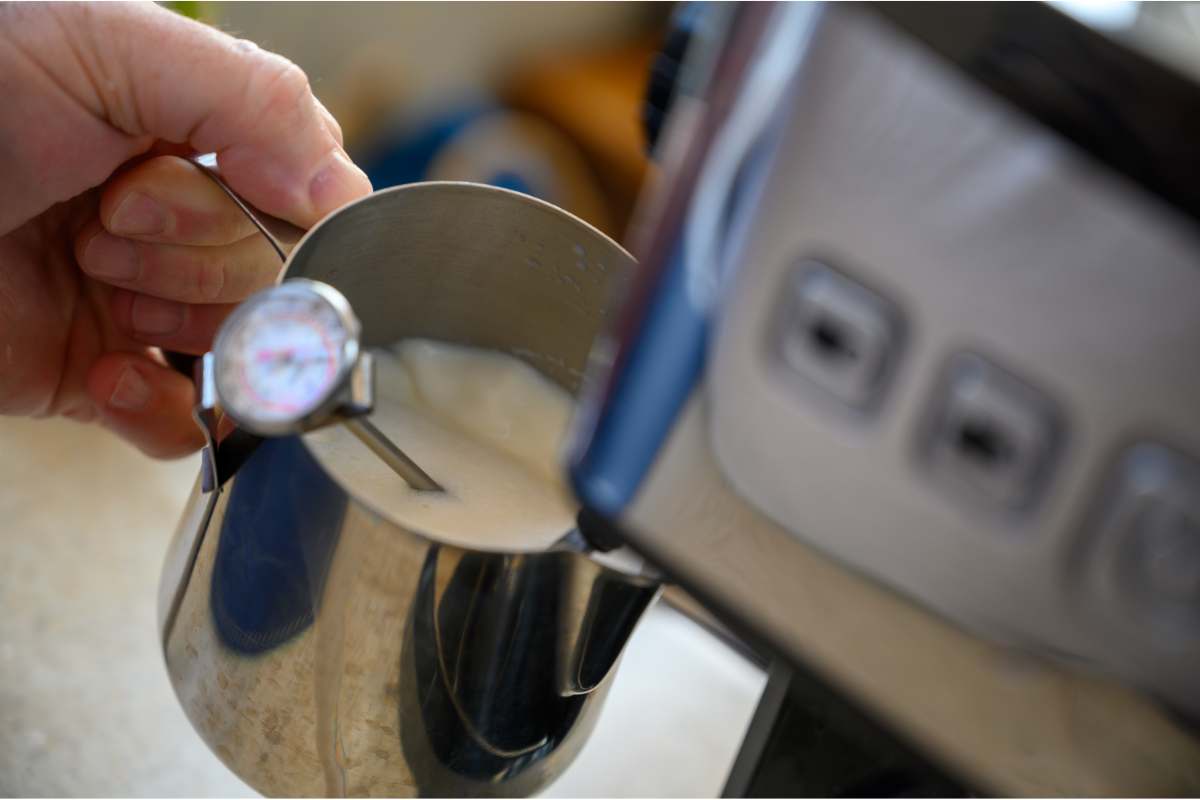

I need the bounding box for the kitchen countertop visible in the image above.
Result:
[0,415,764,797]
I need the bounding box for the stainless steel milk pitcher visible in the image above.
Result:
[157,182,659,797]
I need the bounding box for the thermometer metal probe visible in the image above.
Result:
[197,279,443,493]
[186,154,441,493]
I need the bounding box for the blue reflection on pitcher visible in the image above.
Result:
[210,437,348,654]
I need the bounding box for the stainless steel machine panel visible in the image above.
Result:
[706,4,1200,718]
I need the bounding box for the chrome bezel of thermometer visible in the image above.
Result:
[202,279,373,437]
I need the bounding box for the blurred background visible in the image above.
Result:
[221,2,668,238]
[0,3,769,796]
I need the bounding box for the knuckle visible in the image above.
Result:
[257,56,312,113]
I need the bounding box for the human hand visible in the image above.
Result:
[0,2,372,457]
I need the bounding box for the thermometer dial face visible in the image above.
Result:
[213,282,358,433]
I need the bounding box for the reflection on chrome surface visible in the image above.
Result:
[162,437,659,796]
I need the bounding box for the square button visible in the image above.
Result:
[773,260,903,411]
[922,354,1062,513]
[1095,444,1200,632]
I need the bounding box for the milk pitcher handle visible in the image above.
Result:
[189,152,306,262]
[168,153,307,488]
[162,152,305,376]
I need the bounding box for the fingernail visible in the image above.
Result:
[109,192,169,236]
[309,150,371,218]
[82,231,139,281]
[131,295,185,335]
[109,365,151,410]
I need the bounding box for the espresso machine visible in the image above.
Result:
[571,1,1200,795]
[160,2,1200,796]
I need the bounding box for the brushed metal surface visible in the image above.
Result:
[613,5,1200,794]
[627,399,1200,796]
[707,2,1200,716]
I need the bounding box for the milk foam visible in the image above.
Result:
[305,339,578,552]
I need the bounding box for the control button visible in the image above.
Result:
[921,354,1062,513]
[1098,444,1200,633]
[772,260,903,411]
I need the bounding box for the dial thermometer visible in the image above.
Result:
[195,279,442,492]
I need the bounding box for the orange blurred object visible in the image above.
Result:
[501,33,662,238]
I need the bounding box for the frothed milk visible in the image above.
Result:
[304,339,578,552]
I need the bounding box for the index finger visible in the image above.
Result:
[87,3,372,227]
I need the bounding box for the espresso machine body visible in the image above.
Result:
[571,3,1200,793]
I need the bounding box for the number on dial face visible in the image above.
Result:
[214,285,352,429]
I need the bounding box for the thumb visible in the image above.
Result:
[81,3,371,227]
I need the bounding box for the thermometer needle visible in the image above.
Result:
[343,416,444,493]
